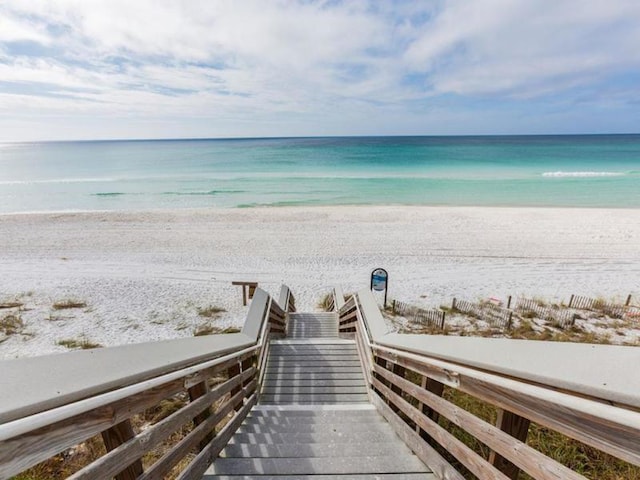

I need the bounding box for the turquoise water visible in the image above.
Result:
[0,135,639,213]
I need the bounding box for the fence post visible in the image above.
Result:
[489,409,531,479]
[506,295,512,309]
[451,298,457,310]
[568,294,574,308]
[188,381,213,451]
[227,362,243,412]
[417,377,445,445]
[626,294,632,306]
[440,311,446,329]
[101,420,144,480]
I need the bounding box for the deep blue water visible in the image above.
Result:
[0,135,639,213]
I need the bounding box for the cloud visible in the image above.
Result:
[404,1,640,97]
[0,0,639,140]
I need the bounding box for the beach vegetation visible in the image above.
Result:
[57,337,102,349]
[0,313,24,336]
[175,321,189,331]
[52,300,87,310]
[46,313,64,322]
[194,324,240,336]
[0,301,23,309]
[197,305,226,317]
[318,292,334,311]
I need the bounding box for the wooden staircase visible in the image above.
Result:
[203,312,433,478]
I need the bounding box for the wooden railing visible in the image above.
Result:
[279,286,296,314]
[335,287,640,480]
[0,285,294,480]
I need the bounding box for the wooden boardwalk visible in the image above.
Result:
[203,312,433,479]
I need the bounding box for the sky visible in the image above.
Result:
[1,0,639,141]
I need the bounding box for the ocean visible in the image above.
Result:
[0,135,639,213]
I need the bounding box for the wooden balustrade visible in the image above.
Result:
[338,288,640,480]
[0,285,294,480]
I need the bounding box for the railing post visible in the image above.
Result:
[101,420,144,480]
[417,377,445,443]
[188,381,213,450]
[391,363,406,415]
[227,362,243,412]
[489,408,531,479]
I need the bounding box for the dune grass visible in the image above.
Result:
[197,305,226,318]
[52,300,87,310]
[57,337,102,350]
[0,313,24,336]
[193,324,240,336]
[0,301,23,309]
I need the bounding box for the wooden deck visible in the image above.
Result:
[2,285,639,480]
[203,312,434,479]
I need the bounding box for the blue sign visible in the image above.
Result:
[370,268,389,307]
[371,269,387,291]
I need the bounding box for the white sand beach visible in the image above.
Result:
[1,206,639,359]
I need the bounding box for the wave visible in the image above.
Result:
[92,192,126,197]
[542,171,625,178]
[0,177,117,185]
[162,190,245,196]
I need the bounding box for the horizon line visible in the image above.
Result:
[3,132,640,145]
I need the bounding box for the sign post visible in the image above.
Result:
[370,268,389,308]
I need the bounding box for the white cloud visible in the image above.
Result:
[0,0,639,140]
[404,0,640,96]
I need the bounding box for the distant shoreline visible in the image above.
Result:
[3,202,640,217]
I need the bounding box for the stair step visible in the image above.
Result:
[221,441,413,458]
[265,368,363,375]
[259,393,370,404]
[229,429,397,444]
[206,455,428,475]
[244,413,379,425]
[262,386,367,395]
[205,475,433,480]
[267,361,361,368]
[262,379,366,387]
[248,407,376,417]
[236,421,392,434]
[263,373,365,381]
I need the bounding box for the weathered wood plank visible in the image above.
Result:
[68,369,256,480]
[370,393,465,480]
[372,377,511,480]
[101,420,144,480]
[489,409,531,479]
[374,345,640,466]
[0,377,185,478]
[183,350,256,389]
[189,381,212,451]
[175,393,257,480]
[139,381,256,480]
[374,364,586,480]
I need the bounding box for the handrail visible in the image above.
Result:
[0,285,292,480]
[278,284,296,314]
[338,287,640,480]
[331,286,345,311]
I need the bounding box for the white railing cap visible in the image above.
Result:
[0,333,254,424]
